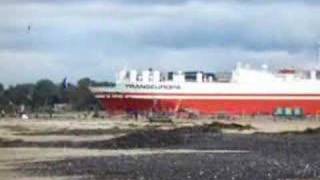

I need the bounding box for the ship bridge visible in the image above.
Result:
[117,69,231,84]
[117,65,320,85]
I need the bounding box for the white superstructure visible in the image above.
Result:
[90,63,320,116]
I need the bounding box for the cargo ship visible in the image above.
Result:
[90,63,320,116]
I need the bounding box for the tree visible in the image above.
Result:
[58,79,71,104]
[69,77,98,110]
[0,78,112,113]
[0,83,5,110]
[0,83,3,93]
[78,78,91,88]
[32,79,59,110]
[5,84,34,106]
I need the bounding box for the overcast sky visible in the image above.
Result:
[1,0,320,86]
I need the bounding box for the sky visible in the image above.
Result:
[1,0,320,86]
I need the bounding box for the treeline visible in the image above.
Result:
[0,78,114,114]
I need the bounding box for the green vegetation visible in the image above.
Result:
[0,78,114,115]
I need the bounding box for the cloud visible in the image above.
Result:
[0,50,65,85]
[0,1,320,85]
[128,2,320,52]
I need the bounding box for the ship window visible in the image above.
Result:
[136,72,142,81]
[185,72,197,82]
[160,73,166,82]
[168,72,174,81]
[317,71,320,79]
[204,73,217,82]
[125,72,130,80]
[304,71,311,79]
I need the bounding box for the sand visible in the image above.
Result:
[0,117,320,179]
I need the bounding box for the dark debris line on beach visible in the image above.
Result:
[14,132,320,180]
[0,121,255,149]
[1,122,320,179]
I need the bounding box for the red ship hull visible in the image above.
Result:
[96,93,320,116]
